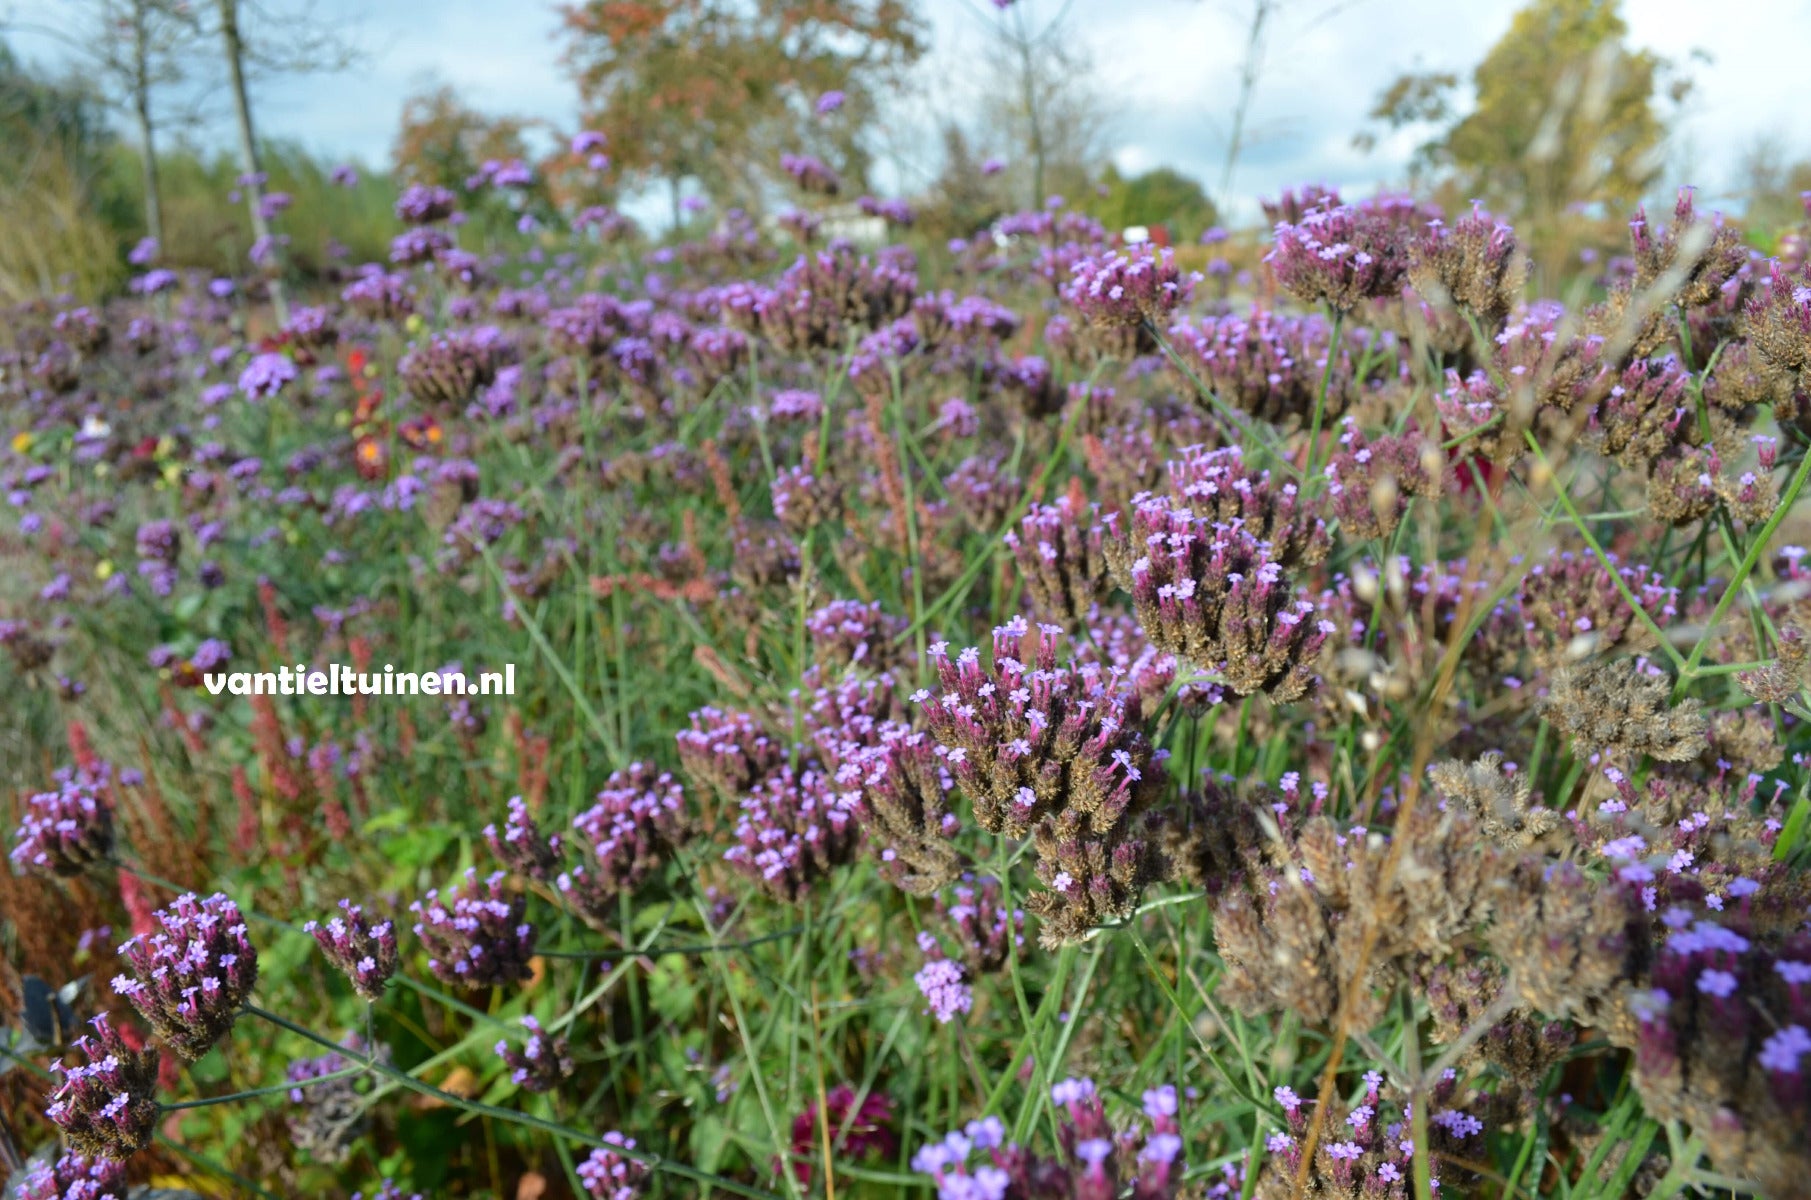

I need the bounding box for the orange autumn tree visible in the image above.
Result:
[392,84,540,192]
[558,0,924,221]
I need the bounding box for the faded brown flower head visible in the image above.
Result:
[1486,859,1647,1026]
[1406,202,1528,336]
[1738,624,1810,706]
[1427,752,1561,850]
[1215,803,1503,1028]
[1150,776,1263,893]
[1543,658,1708,763]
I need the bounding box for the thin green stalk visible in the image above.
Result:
[1303,308,1344,490]
[245,1004,780,1199]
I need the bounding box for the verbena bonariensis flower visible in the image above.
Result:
[806,598,908,671]
[496,1015,572,1093]
[785,1085,897,1183]
[1628,921,1811,1196]
[577,1131,649,1199]
[1584,355,1698,472]
[394,183,458,225]
[111,892,257,1060]
[410,869,536,988]
[676,706,784,799]
[287,1035,379,1165]
[46,1014,160,1159]
[722,765,860,903]
[917,618,1166,945]
[1744,260,1811,413]
[914,932,972,1023]
[1166,308,1360,428]
[1002,486,1110,630]
[859,195,915,226]
[1259,1070,1485,1200]
[733,243,917,354]
[839,724,964,896]
[1515,549,1678,669]
[484,795,563,882]
[239,351,299,401]
[1406,201,1526,335]
[557,762,688,918]
[306,899,400,1001]
[771,462,843,535]
[12,1151,128,1200]
[1214,803,1505,1028]
[913,1078,1189,1200]
[1101,494,1328,702]
[1542,657,1707,764]
[341,269,415,319]
[1261,184,1342,227]
[389,226,453,267]
[1266,200,1414,312]
[398,326,514,405]
[1061,245,1199,328]
[9,764,113,876]
[945,456,1021,532]
[781,152,841,196]
[1320,417,1440,542]
[934,874,1023,976]
[1628,187,1749,311]
[1167,443,1329,567]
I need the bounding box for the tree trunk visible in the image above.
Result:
[215,0,288,322]
[131,0,163,246]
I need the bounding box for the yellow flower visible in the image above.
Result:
[96,560,114,581]
[10,431,32,453]
[405,313,425,334]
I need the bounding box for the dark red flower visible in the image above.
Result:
[781,1085,897,1184]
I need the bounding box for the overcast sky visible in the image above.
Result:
[5,0,1808,225]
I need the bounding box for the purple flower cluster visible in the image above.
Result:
[484,795,564,883]
[557,762,688,917]
[836,723,963,896]
[1167,443,1329,567]
[917,618,1166,944]
[1102,492,1329,701]
[1267,199,1416,311]
[1062,246,1199,327]
[913,1078,1187,1200]
[394,183,458,225]
[577,1132,649,1199]
[409,869,537,988]
[111,891,258,1060]
[676,706,784,798]
[780,153,841,196]
[46,1015,161,1159]
[398,325,514,405]
[496,1015,573,1092]
[1003,489,1110,629]
[1166,308,1361,427]
[806,598,907,671]
[913,934,972,1023]
[9,764,114,876]
[13,1153,127,1200]
[238,351,299,401]
[305,899,400,1001]
[722,765,859,903]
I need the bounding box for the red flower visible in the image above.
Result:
[781,1086,896,1184]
